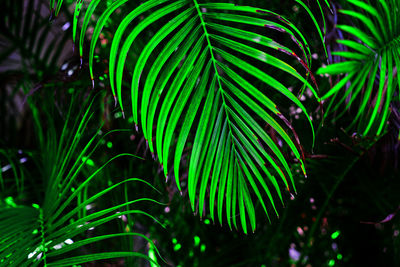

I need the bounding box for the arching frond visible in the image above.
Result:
[58,0,325,233]
[317,0,400,136]
[0,96,164,266]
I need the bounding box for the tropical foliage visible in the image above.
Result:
[1,91,164,266]
[1,0,400,266]
[318,0,400,136]
[53,0,327,234]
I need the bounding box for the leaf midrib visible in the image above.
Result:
[193,0,248,217]
[192,0,241,177]
[360,32,400,64]
[378,33,400,55]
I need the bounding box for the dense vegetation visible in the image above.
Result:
[1,0,399,266]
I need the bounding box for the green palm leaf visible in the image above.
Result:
[317,0,400,136]
[62,0,324,233]
[0,96,164,266]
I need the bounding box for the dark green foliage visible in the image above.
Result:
[1,0,400,266]
[0,89,164,266]
[318,0,400,136]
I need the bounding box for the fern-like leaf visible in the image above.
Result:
[0,96,164,266]
[317,0,400,136]
[65,0,324,233]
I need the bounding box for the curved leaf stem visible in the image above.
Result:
[192,0,232,118]
[38,206,47,266]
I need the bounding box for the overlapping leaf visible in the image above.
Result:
[64,0,324,232]
[0,97,163,266]
[317,0,400,136]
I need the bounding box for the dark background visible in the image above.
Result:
[1,0,399,266]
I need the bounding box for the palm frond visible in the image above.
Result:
[0,94,164,266]
[56,0,328,233]
[317,0,400,136]
[69,0,321,233]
